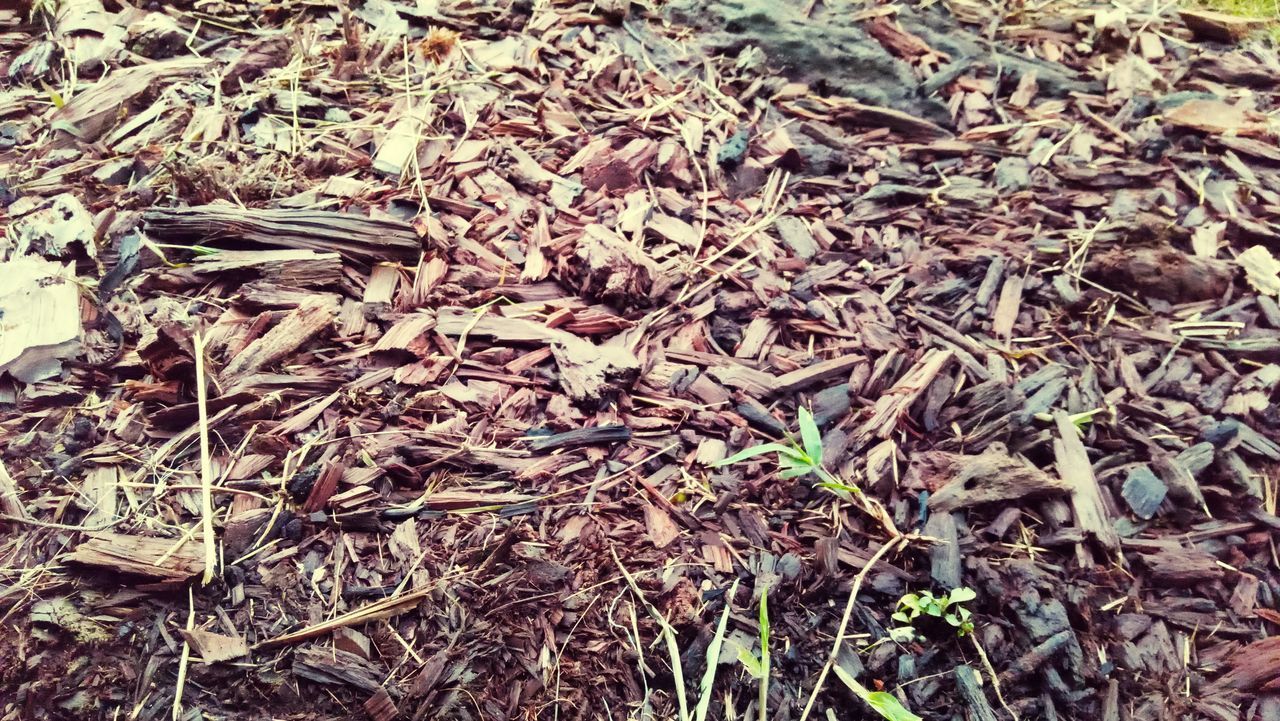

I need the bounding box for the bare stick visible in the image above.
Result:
[172,587,194,720]
[971,633,1020,721]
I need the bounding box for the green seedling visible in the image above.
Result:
[714,407,826,480]
[694,577,740,721]
[889,587,976,643]
[713,407,902,539]
[736,587,770,721]
[713,407,864,502]
[1032,407,1105,430]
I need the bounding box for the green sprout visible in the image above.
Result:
[888,587,977,643]
[712,407,862,498]
[713,407,827,480]
[1033,407,1106,430]
[736,587,771,721]
[712,407,902,538]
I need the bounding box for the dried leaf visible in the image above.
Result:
[1239,245,1280,296]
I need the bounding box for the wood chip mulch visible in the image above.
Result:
[2,1,1280,720]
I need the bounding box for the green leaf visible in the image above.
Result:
[737,647,765,679]
[40,80,65,109]
[833,666,922,721]
[777,444,812,464]
[694,578,739,721]
[944,613,961,627]
[863,690,922,721]
[816,480,859,493]
[758,586,770,655]
[798,407,822,466]
[778,454,815,479]
[778,454,810,471]
[898,594,920,610]
[713,443,794,467]
[888,626,916,642]
[817,485,855,503]
[891,611,911,624]
[949,587,977,604]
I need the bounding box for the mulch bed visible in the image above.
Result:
[1,1,1279,720]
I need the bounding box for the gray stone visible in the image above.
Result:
[1122,465,1167,519]
[811,384,850,428]
[994,157,1032,191]
[669,0,949,123]
[774,216,818,259]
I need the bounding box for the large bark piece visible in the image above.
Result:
[1053,412,1120,551]
[435,306,640,408]
[67,532,206,582]
[912,444,1071,512]
[669,0,1095,130]
[223,297,336,381]
[143,206,422,263]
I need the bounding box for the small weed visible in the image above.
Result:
[713,408,900,537]
[693,577,740,721]
[888,587,977,643]
[713,407,826,480]
[736,587,770,721]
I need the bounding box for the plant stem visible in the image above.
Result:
[759,589,770,721]
[797,534,911,721]
[815,467,901,538]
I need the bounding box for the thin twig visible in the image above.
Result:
[612,547,690,721]
[971,633,1020,721]
[0,514,124,531]
[172,586,194,720]
[798,534,910,721]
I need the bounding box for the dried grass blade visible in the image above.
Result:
[193,332,217,585]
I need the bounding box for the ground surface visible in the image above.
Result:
[1,1,1280,720]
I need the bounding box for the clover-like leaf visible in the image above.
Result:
[889,626,916,642]
[949,587,977,604]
